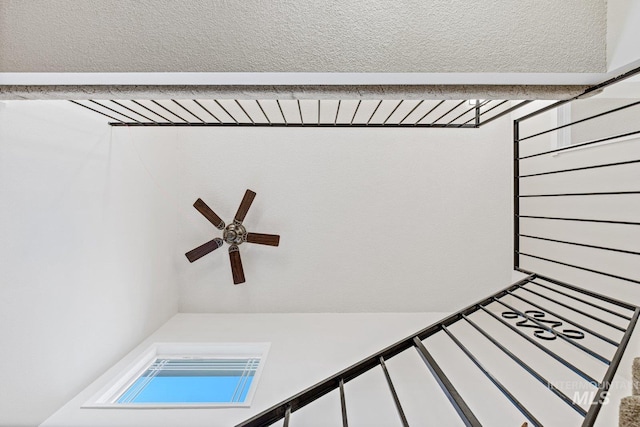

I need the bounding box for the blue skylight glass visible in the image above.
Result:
[117,358,259,404]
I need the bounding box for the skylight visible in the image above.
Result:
[83,343,269,408]
[116,358,260,404]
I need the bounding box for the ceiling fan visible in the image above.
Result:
[185,189,280,284]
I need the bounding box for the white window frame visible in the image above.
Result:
[83,342,270,409]
[553,103,573,148]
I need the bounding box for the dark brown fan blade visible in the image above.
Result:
[246,232,280,246]
[233,189,256,224]
[194,198,225,230]
[229,245,245,284]
[185,238,224,263]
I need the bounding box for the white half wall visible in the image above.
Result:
[0,101,179,426]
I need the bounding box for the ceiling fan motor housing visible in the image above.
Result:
[223,223,247,245]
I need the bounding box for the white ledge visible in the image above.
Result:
[0,72,611,86]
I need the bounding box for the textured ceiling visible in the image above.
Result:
[0,0,605,73]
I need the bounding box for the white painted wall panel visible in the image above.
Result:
[0,101,179,426]
[607,0,640,71]
[175,120,513,313]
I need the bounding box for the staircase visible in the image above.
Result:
[620,358,640,427]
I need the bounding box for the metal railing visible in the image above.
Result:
[237,272,638,427]
[69,98,530,128]
[234,65,640,426]
[514,65,640,288]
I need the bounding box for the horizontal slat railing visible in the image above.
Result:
[513,66,640,288]
[512,66,640,425]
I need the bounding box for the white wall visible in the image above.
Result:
[175,118,513,313]
[0,0,606,73]
[0,101,179,426]
[607,0,640,71]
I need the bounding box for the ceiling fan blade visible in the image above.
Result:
[229,245,245,284]
[233,189,256,224]
[246,232,280,246]
[185,238,224,263]
[193,198,225,230]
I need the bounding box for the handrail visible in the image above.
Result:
[236,272,638,426]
